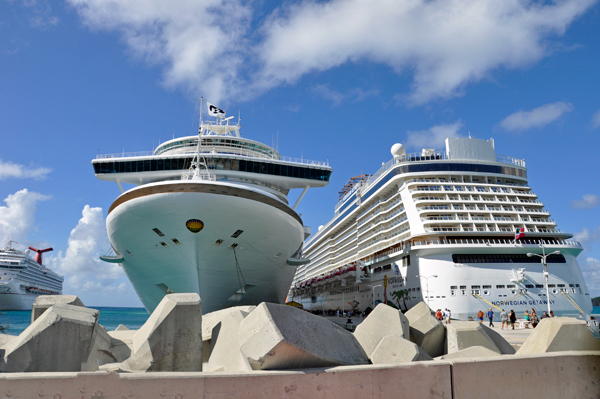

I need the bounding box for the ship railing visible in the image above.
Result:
[412,238,582,247]
[334,152,525,211]
[96,151,329,167]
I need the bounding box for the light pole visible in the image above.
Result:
[527,244,560,315]
[366,284,381,309]
[416,275,438,308]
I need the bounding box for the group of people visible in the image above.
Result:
[435,308,452,324]
[478,308,556,329]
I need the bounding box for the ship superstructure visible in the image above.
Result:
[290,137,592,319]
[93,102,332,313]
[0,241,63,311]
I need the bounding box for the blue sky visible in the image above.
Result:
[1,0,599,307]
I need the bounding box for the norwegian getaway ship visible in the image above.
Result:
[290,137,593,320]
[92,102,332,314]
[0,241,63,311]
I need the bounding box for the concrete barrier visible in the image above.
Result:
[354,303,410,359]
[31,295,85,322]
[405,301,445,358]
[370,334,432,364]
[0,352,597,398]
[517,317,600,355]
[120,293,202,372]
[446,321,515,355]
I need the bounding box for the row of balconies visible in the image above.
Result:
[413,195,544,206]
[407,184,536,197]
[420,215,555,224]
[424,226,562,233]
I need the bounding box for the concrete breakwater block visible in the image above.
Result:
[446,322,515,355]
[354,303,410,359]
[0,303,108,372]
[238,302,369,370]
[31,295,85,322]
[120,293,202,372]
[435,345,503,360]
[517,317,600,355]
[405,301,446,358]
[201,305,255,362]
[107,329,136,362]
[370,334,433,364]
[206,309,252,372]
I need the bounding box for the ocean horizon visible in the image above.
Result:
[1,305,599,337]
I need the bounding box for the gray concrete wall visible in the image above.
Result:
[0,351,597,398]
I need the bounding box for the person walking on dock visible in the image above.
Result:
[487,308,495,327]
[509,310,517,330]
[478,309,484,323]
[500,309,508,329]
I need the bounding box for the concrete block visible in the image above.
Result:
[405,301,446,357]
[115,324,130,331]
[238,302,369,370]
[201,305,255,362]
[0,303,102,372]
[106,330,136,363]
[31,295,85,322]
[446,321,515,355]
[370,334,432,364]
[120,293,202,372]
[206,309,252,372]
[353,303,409,359]
[517,317,600,355]
[0,333,17,347]
[436,346,503,360]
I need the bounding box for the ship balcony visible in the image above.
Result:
[424,226,562,234]
[412,237,581,248]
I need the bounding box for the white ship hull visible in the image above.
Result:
[0,291,38,311]
[292,241,593,319]
[107,180,304,314]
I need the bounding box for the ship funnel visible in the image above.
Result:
[29,246,53,265]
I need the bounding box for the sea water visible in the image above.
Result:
[1,306,599,337]
[0,307,149,336]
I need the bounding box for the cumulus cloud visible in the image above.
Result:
[66,0,595,105]
[581,257,600,296]
[592,109,600,129]
[570,194,600,210]
[405,120,464,150]
[0,159,51,180]
[499,102,574,131]
[47,205,140,306]
[0,189,51,243]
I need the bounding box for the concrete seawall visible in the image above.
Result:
[0,351,597,398]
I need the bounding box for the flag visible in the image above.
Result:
[207,102,226,117]
[515,227,525,240]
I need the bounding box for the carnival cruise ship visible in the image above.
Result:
[93,102,332,314]
[0,241,63,311]
[290,137,592,320]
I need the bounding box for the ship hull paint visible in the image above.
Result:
[107,182,304,314]
[292,246,593,320]
[0,292,37,311]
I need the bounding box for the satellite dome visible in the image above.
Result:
[318,225,324,231]
[24,249,30,255]
[391,143,405,157]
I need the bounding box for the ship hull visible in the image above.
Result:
[107,180,304,314]
[0,292,37,311]
[292,243,593,320]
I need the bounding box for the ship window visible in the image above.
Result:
[382,264,392,271]
[569,284,575,287]
[459,285,466,289]
[525,284,534,288]
[126,250,132,255]
[231,230,244,238]
[159,242,168,247]
[471,285,480,289]
[507,285,516,288]
[548,284,556,288]
[461,289,467,296]
[450,290,456,296]
[482,285,491,289]
[172,239,180,245]
[496,285,505,289]
[153,228,165,237]
[576,284,580,287]
[557,284,565,287]
[536,284,543,288]
[450,286,457,289]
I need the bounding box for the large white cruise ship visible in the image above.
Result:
[290,137,593,320]
[0,241,63,311]
[93,102,332,314]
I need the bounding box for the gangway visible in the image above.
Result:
[560,292,600,340]
[472,293,503,312]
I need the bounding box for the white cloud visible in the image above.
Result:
[0,189,51,243]
[592,109,600,129]
[499,102,574,131]
[312,84,379,106]
[573,227,600,247]
[66,0,595,105]
[0,159,51,180]
[570,194,600,210]
[405,121,464,150]
[47,205,141,307]
[581,257,600,297]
